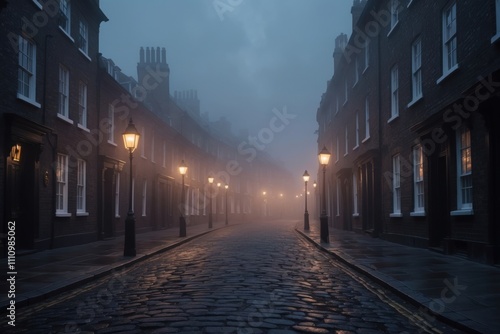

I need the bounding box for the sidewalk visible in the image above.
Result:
[296,221,500,334]
[0,220,232,311]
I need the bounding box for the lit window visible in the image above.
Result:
[78,82,87,128]
[77,159,86,213]
[17,36,37,103]
[58,65,69,118]
[413,145,424,213]
[56,154,69,215]
[457,127,472,210]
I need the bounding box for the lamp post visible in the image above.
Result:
[122,119,140,257]
[318,146,331,243]
[303,170,310,231]
[224,184,229,225]
[208,176,214,228]
[217,182,221,222]
[179,160,188,237]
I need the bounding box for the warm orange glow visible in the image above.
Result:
[318,146,331,166]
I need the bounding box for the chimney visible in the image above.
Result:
[351,0,367,32]
[333,33,348,74]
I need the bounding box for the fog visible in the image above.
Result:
[99,0,352,189]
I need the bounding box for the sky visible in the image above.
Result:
[99,0,352,192]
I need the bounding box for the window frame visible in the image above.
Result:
[17,36,39,106]
[442,2,458,74]
[454,127,473,213]
[389,65,399,121]
[411,38,423,103]
[363,96,370,141]
[59,0,71,35]
[107,104,115,144]
[58,65,70,120]
[56,154,70,216]
[412,145,425,214]
[76,159,87,215]
[78,81,88,129]
[391,154,402,216]
[78,18,89,55]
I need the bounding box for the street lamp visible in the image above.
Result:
[225,184,229,225]
[303,170,310,231]
[179,160,188,237]
[318,146,331,243]
[122,118,140,257]
[217,182,221,222]
[208,176,214,228]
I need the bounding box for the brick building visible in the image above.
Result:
[1,0,294,254]
[317,0,500,264]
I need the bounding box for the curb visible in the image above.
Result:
[295,228,481,334]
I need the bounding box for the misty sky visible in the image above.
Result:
[99,0,352,192]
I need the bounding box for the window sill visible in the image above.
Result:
[407,95,423,109]
[387,21,399,37]
[389,213,402,218]
[450,209,473,216]
[407,0,415,8]
[491,32,500,44]
[115,215,121,218]
[387,114,399,124]
[107,140,117,147]
[352,213,360,218]
[362,66,369,75]
[76,212,89,217]
[56,212,72,218]
[352,145,359,151]
[59,26,74,43]
[436,64,459,85]
[79,49,92,62]
[344,153,348,157]
[362,136,371,144]
[57,113,74,124]
[410,211,426,217]
[17,94,41,108]
[78,124,90,132]
[32,0,43,10]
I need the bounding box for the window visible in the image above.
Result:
[17,36,38,104]
[107,104,115,144]
[56,154,69,215]
[115,173,120,217]
[142,180,147,217]
[390,65,399,120]
[335,96,339,114]
[344,80,348,104]
[336,136,339,162]
[58,65,70,119]
[364,40,369,71]
[413,145,425,213]
[455,127,473,211]
[151,131,155,163]
[344,127,348,156]
[493,0,500,42]
[354,112,359,149]
[336,179,340,216]
[364,97,370,140]
[354,57,359,86]
[392,155,401,215]
[78,82,87,128]
[162,141,167,167]
[442,2,457,73]
[353,172,359,215]
[78,19,89,55]
[390,0,399,31]
[77,159,87,214]
[411,38,423,102]
[59,0,71,34]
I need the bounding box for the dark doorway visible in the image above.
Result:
[429,154,449,248]
[5,144,38,249]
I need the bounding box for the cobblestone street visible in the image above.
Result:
[12,221,461,333]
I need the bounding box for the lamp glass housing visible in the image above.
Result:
[122,120,140,152]
[179,160,188,175]
[318,146,331,166]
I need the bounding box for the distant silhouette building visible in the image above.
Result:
[317,0,500,264]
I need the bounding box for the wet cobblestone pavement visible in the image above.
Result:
[10,221,462,333]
